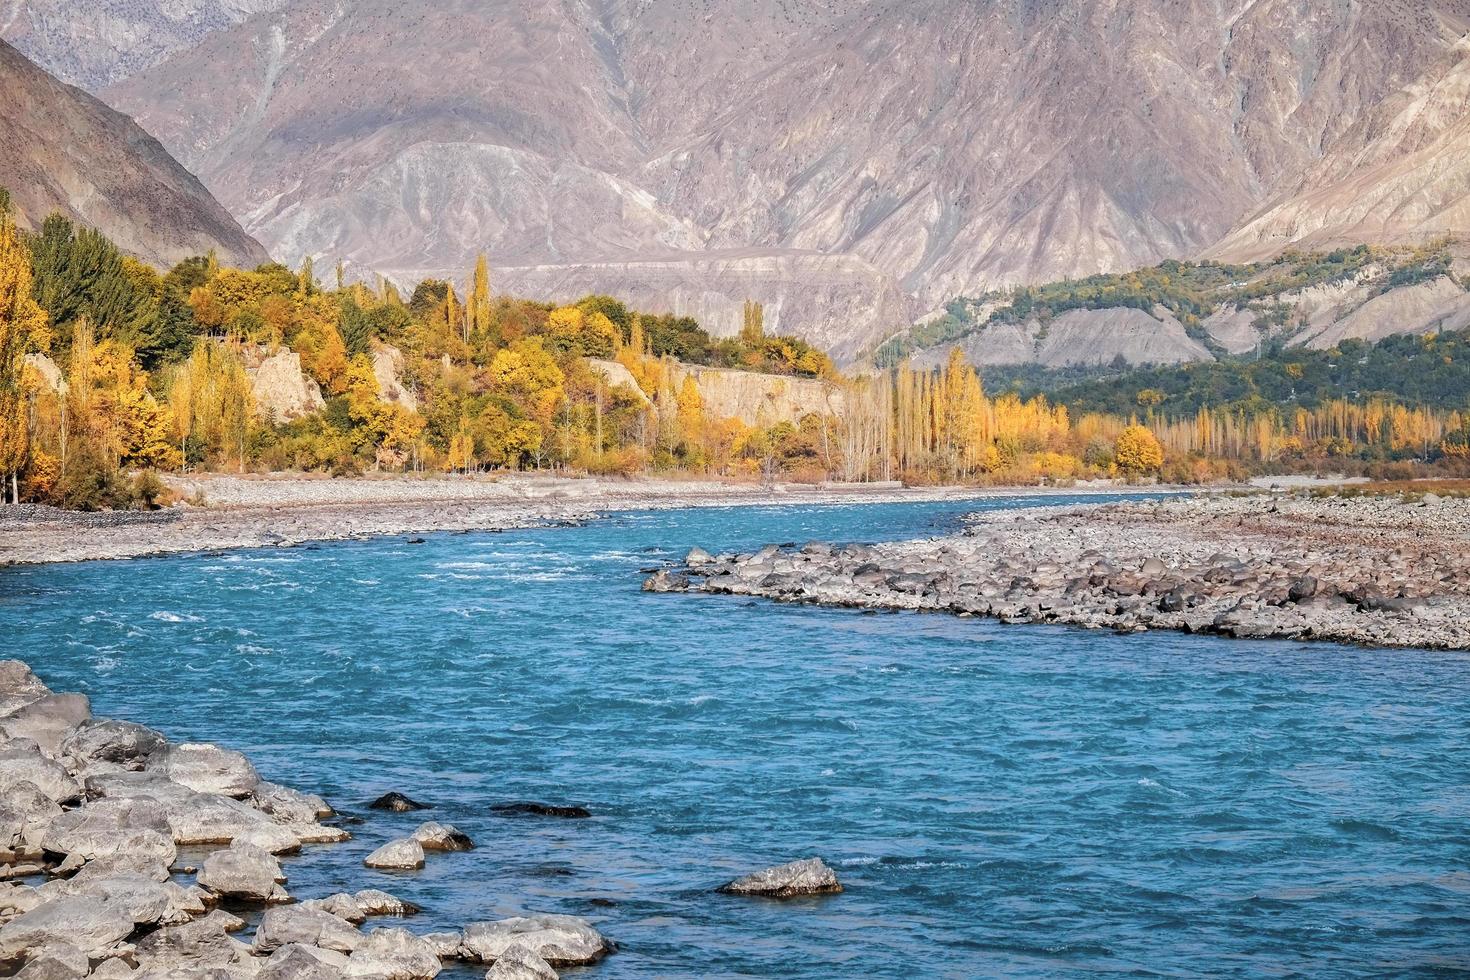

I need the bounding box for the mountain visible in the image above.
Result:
[0,0,288,90]
[28,0,1468,359]
[0,39,270,270]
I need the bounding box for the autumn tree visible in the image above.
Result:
[0,203,50,502]
[1114,424,1164,475]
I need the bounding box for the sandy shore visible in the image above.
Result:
[648,493,1470,650]
[0,473,1151,566]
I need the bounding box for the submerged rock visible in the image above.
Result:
[413,821,474,851]
[717,857,843,898]
[363,838,424,870]
[489,802,590,820]
[368,792,430,813]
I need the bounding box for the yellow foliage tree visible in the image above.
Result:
[0,205,50,501]
[1114,424,1164,474]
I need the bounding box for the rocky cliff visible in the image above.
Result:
[62,0,1468,360]
[0,39,270,270]
[588,359,843,428]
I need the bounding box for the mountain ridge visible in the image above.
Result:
[9,0,1470,356]
[0,38,271,270]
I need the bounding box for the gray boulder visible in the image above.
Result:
[0,742,81,805]
[484,943,558,980]
[412,821,473,852]
[0,781,61,851]
[0,895,133,960]
[149,743,259,798]
[260,943,349,980]
[196,841,287,902]
[12,940,88,980]
[41,797,176,865]
[460,915,610,966]
[353,890,420,917]
[133,909,250,974]
[59,719,166,775]
[418,933,461,959]
[343,927,441,979]
[0,694,91,757]
[717,857,843,897]
[254,906,363,955]
[84,771,301,852]
[53,871,173,926]
[363,838,424,870]
[254,782,332,824]
[0,662,51,718]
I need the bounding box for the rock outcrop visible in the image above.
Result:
[245,348,325,423]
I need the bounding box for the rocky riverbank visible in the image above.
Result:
[0,658,616,979]
[0,474,1140,566]
[647,493,1470,650]
[0,660,850,979]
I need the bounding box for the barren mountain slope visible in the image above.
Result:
[1211,21,1470,262]
[0,0,288,89]
[88,0,1470,356]
[0,39,270,269]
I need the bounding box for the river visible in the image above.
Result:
[3,495,1467,977]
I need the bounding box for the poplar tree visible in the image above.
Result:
[0,204,49,502]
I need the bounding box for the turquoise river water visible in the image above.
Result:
[2,496,1469,977]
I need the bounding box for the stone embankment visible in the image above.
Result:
[647,494,1470,650]
[0,660,613,980]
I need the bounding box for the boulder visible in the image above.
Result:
[12,940,88,980]
[0,781,62,851]
[460,915,610,966]
[41,797,176,865]
[1139,557,1168,577]
[353,890,420,917]
[196,842,287,902]
[0,695,91,758]
[254,782,332,824]
[684,547,715,566]
[412,822,473,852]
[260,943,350,980]
[418,933,461,959]
[68,851,171,884]
[367,793,429,813]
[304,892,368,924]
[169,793,301,853]
[343,927,441,979]
[717,857,843,897]
[254,906,363,955]
[53,870,174,925]
[0,662,51,720]
[88,960,133,980]
[484,943,558,980]
[59,720,166,775]
[363,839,423,870]
[0,895,133,960]
[133,909,251,974]
[0,742,81,805]
[149,743,259,798]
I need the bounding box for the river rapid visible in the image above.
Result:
[3,496,1467,977]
